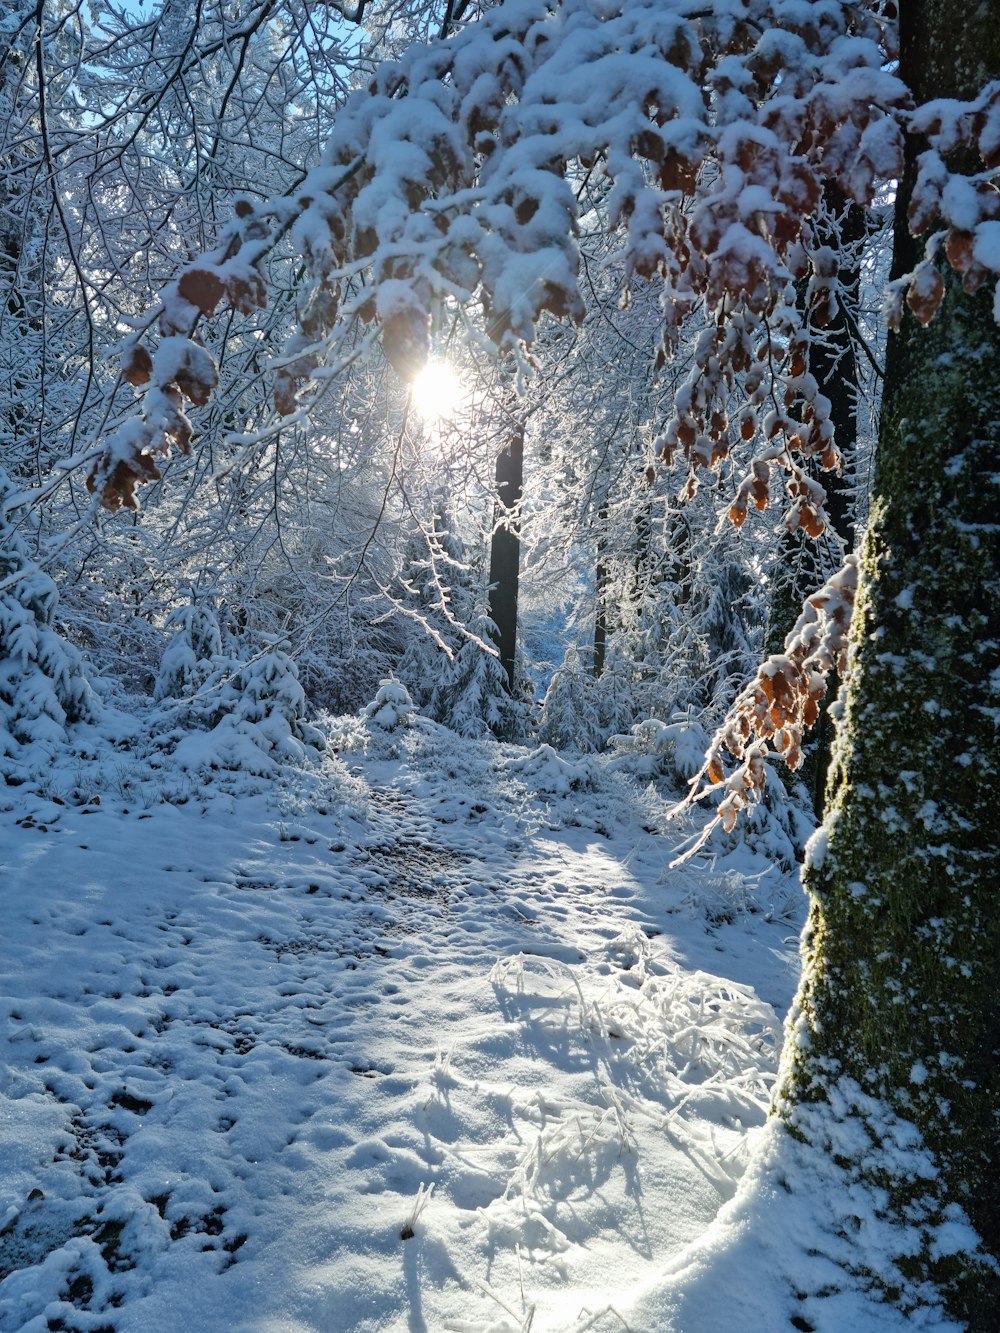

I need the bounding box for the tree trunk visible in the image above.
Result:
[776,4,1000,1324]
[594,506,608,679]
[487,421,524,693]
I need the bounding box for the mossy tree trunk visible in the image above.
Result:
[776,4,1000,1325]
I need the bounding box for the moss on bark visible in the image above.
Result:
[776,5,1000,1325]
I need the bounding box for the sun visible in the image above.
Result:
[410,359,463,422]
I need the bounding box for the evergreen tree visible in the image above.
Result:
[227,641,324,761]
[167,634,324,775]
[430,613,526,741]
[539,644,604,752]
[395,497,476,710]
[0,471,97,767]
[154,592,230,708]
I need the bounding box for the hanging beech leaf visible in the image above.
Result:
[122,344,153,387]
[178,268,225,316]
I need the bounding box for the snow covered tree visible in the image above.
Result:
[154,593,230,705]
[94,1,915,519]
[538,644,603,751]
[151,586,326,771]
[395,495,477,708]
[663,6,999,1320]
[773,6,1000,1324]
[362,676,417,728]
[227,641,322,756]
[0,470,97,768]
[429,612,527,740]
[487,415,524,693]
[1,0,423,669]
[167,634,324,776]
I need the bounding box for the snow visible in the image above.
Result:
[803,824,828,873]
[0,701,959,1331]
[973,219,1000,271]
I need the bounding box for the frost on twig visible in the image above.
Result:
[670,554,858,863]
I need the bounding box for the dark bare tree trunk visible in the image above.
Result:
[593,509,608,679]
[487,421,524,694]
[777,4,1000,1325]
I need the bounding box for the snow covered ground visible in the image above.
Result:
[0,708,890,1333]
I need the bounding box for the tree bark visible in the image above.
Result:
[593,504,608,679]
[487,421,524,693]
[776,3,1000,1324]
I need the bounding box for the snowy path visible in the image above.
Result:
[0,750,799,1332]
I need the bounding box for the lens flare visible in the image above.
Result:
[410,360,463,421]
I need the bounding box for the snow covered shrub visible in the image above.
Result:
[605,712,813,871]
[230,642,323,751]
[356,679,418,760]
[672,866,769,926]
[154,593,229,706]
[538,646,604,751]
[0,469,97,768]
[607,714,711,788]
[362,678,416,731]
[728,766,815,872]
[660,762,813,874]
[169,638,323,777]
[589,647,643,747]
[429,615,527,742]
[503,743,597,796]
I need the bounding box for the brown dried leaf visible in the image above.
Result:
[800,505,826,539]
[945,229,975,274]
[174,355,219,407]
[274,371,299,417]
[87,454,161,512]
[226,269,267,315]
[170,412,193,454]
[659,151,697,194]
[978,92,1000,169]
[178,268,226,316]
[122,344,153,387]
[907,262,945,326]
[885,284,906,332]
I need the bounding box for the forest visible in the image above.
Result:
[1,2,997,1330]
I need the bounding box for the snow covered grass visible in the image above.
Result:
[0,711,950,1331]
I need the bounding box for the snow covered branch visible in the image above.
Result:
[671,552,857,859]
